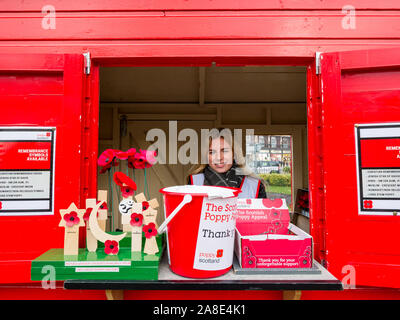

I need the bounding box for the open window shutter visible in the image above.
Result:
[320,48,400,288]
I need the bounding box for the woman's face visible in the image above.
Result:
[208,137,233,173]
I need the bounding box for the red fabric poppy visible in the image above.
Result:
[364,200,373,209]
[272,219,283,230]
[142,201,150,211]
[104,240,119,255]
[130,212,144,227]
[126,148,137,169]
[268,209,281,220]
[98,149,118,173]
[143,149,157,168]
[64,211,80,227]
[121,186,135,198]
[113,172,137,198]
[143,222,157,239]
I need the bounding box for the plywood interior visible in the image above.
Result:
[98,66,308,230]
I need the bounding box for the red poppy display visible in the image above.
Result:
[104,240,119,255]
[130,212,144,227]
[63,211,80,227]
[143,222,157,239]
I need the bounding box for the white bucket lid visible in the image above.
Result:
[160,185,240,199]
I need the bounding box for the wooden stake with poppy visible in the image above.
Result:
[58,202,86,255]
[97,190,108,231]
[84,198,98,252]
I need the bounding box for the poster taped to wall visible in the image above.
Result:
[0,127,56,216]
[355,123,400,216]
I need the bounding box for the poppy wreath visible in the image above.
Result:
[130,212,144,227]
[63,211,80,227]
[104,240,119,255]
[143,222,158,239]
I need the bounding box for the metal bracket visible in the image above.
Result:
[315,52,322,75]
[83,52,91,75]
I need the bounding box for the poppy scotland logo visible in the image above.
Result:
[246,199,252,205]
[130,212,144,227]
[63,211,80,227]
[104,240,119,255]
[363,200,373,209]
[0,201,2,210]
[216,249,223,258]
[143,222,157,239]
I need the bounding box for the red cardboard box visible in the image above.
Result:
[235,198,313,269]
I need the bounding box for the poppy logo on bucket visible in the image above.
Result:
[216,249,223,258]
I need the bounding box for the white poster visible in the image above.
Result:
[0,127,56,216]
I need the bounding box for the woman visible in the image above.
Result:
[187,128,267,198]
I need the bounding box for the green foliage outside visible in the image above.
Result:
[259,173,291,187]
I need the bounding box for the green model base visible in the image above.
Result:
[31,234,164,281]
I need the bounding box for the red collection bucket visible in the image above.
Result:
[158,185,241,279]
